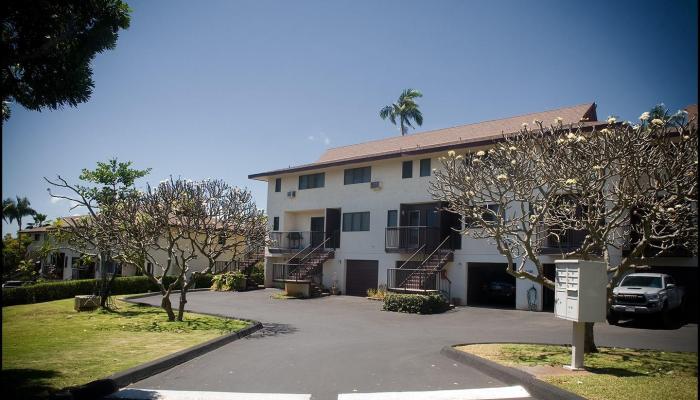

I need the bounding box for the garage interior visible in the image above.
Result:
[467,263,516,308]
[646,266,698,322]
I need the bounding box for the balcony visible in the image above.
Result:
[536,225,588,254]
[268,231,330,253]
[385,226,442,252]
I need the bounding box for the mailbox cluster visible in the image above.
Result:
[554,260,607,323]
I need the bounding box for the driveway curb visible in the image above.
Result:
[440,345,586,400]
[107,293,263,388]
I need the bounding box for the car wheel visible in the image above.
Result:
[606,312,619,325]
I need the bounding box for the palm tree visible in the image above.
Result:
[379,89,424,136]
[2,198,16,223]
[13,196,36,230]
[32,213,48,227]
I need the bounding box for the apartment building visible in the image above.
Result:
[250,103,698,312]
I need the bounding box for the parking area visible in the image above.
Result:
[124,289,697,400]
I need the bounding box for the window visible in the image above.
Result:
[299,173,325,189]
[146,262,153,275]
[420,158,431,177]
[465,204,502,227]
[218,234,226,245]
[402,160,413,179]
[344,166,371,185]
[275,178,281,192]
[34,233,41,241]
[387,210,398,227]
[342,212,370,232]
[273,217,279,231]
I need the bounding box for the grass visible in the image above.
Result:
[457,343,698,400]
[271,292,303,299]
[2,296,250,399]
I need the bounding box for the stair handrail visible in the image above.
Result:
[419,235,453,270]
[296,235,333,264]
[397,244,426,269]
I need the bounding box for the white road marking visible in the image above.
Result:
[337,385,531,400]
[108,388,312,400]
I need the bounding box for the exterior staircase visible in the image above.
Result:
[388,236,454,299]
[399,247,454,290]
[287,245,335,282]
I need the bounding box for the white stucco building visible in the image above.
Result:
[250,103,698,312]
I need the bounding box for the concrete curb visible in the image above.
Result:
[106,293,263,388]
[440,345,586,400]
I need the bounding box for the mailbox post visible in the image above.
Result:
[554,259,607,370]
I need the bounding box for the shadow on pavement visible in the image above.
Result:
[246,322,298,339]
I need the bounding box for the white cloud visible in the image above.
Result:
[50,197,63,204]
[306,132,331,145]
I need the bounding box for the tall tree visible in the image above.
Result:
[4,196,36,230]
[27,213,48,229]
[379,89,424,136]
[430,107,697,352]
[1,0,131,121]
[2,198,17,224]
[46,158,150,308]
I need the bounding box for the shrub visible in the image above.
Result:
[367,284,387,299]
[382,293,450,314]
[210,271,246,292]
[1,274,214,306]
[249,263,264,286]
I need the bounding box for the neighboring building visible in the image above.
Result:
[19,217,261,281]
[249,103,698,312]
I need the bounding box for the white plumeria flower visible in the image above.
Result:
[529,214,539,223]
[496,174,508,182]
[511,159,516,165]
[476,150,486,157]
[557,138,566,144]
[472,158,481,164]
[632,124,640,131]
[639,111,650,121]
[576,135,586,142]
[600,128,611,134]
[607,116,616,124]
[566,132,577,140]
[447,150,456,157]
[508,146,517,151]
[455,155,463,160]
[533,119,542,125]
[651,118,664,126]
[565,178,577,185]
[521,122,528,128]
[592,165,603,170]
[488,149,496,154]
[554,117,563,124]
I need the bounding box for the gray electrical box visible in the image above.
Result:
[554,260,607,323]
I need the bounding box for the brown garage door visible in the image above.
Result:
[346,260,378,296]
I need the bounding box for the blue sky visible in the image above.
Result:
[2,0,698,235]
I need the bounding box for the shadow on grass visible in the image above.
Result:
[585,367,647,377]
[1,368,61,399]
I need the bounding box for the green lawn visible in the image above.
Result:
[2,296,250,399]
[457,343,698,400]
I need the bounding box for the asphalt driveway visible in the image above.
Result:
[125,289,697,399]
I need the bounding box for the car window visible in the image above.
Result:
[620,276,662,288]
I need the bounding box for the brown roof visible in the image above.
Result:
[18,216,86,233]
[686,104,698,121]
[249,103,597,180]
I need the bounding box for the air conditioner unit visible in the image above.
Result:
[287,190,296,198]
[370,181,381,190]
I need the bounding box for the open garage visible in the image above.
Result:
[646,266,698,322]
[467,263,516,308]
[345,260,378,296]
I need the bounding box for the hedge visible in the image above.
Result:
[382,293,450,314]
[2,274,213,307]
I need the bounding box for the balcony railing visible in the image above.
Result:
[534,225,588,254]
[268,231,328,253]
[385,226,442,252]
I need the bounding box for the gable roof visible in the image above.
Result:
[249,102,598,180]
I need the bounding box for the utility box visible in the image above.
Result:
[554,260,607,323]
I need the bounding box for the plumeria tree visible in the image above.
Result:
[112,178,267,321]
[46,159,150,308]
[430,106,698,352]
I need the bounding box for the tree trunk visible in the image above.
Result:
[584,322,598,353]
[176,288,187,321]
[161,295,176,321]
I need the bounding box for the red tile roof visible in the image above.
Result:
[249,103,597,179]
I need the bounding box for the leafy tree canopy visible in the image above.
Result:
[1,0,131,121]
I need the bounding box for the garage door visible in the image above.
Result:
[346,260,378,296]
